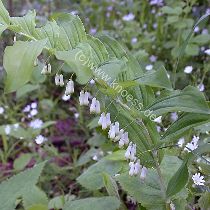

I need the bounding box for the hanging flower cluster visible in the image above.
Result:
[51,72,148,179]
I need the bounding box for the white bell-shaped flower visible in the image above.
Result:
[108,124,116,139]
[65,79,74,95]
[95,100,101,114]
[129,162,135,176]
[115,128,124,141]
[55,74,64,86]
[140,166,148,180]
[42,64,51,74]
[79,91,89,106]
[125,142,136,161]
[90,97,97,113]
[98,112,105,126]
[106,113,111,126]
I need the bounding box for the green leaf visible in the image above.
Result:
[77,157,124,190]
[160,113,210,144]
[13,153,32,171]
[185,44,199,56]
[146,86,210,116]
[162,6,182,15]
[198,192,210,209]
[16,84,40,98]
[166,159,189,197]
[103,173,120,199]
[191,34,210,44]
[48,195,75,209]
[27,204,48,210]
[33,20,60,49]
[55,49,92,84]
[0,0,10,25]
[0,161,46,210]
[10,10,36,38]
[0,24,7,36]
[134,66,172,90]
[56,13,87,50]
[63,196,120,210]
[4,39,47,93]
[22,186,48,210]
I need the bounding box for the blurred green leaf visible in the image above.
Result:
[14,153,32,171]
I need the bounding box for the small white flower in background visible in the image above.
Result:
[79,91,90,105]
[5,125,11,135]
[30,109,38,117]
[202,28,208,34]
[146,64,153,71]
[184,66,193,74]
[55,74,64,86]
[206,8,210,14]
[13,35,17,42]
[194,26,200,33]
[170,202,176,210]
[65,79,74,95]
[150,0,164,6]
[204,49,210,55]
[153,23,158,29]
[125,142,136,161]
[62,94,71,101]
[177,138,185,148]
[90,98,101,114]
[13,123,19,130]
[23,105,31,113]
[140,166,148,180]
[197,83,205,92]
[0,106,4,114]
[122,13,135,21]
[149,55,157,63]
[192,173,205,186]
[89,28,97,35]
[35,135,47,145]
[41,63,51,74]
[131,37,137,44]
[92,155,98,161]
[29,119,43,129]
[171,112,178,122]
[89,79,95,85]
[31,102,37,109]
[184,135,199,152]
[74,113,79,119]
[154,116,162,124]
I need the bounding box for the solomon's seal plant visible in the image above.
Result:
[0,1,210,210]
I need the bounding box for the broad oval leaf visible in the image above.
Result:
[63,196,120,210]
[4,39,47,93]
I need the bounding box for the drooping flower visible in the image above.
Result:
[184,66,193,74]
[140,166,148,180]
[62,94,71,101]
[35,135,47,145]
[125,142,136,161]
[79,91,90,106]
[65,79,74,95]
[177,138,185,148]
[154,116,162,123]
[129,159,141,176]
[192,173,205,186]
[171,112,178,122]
[55,74,65,86]
[29,119,43,129]
[41,63,51,74]
[90,98,101,114]
[170,202,176,210]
